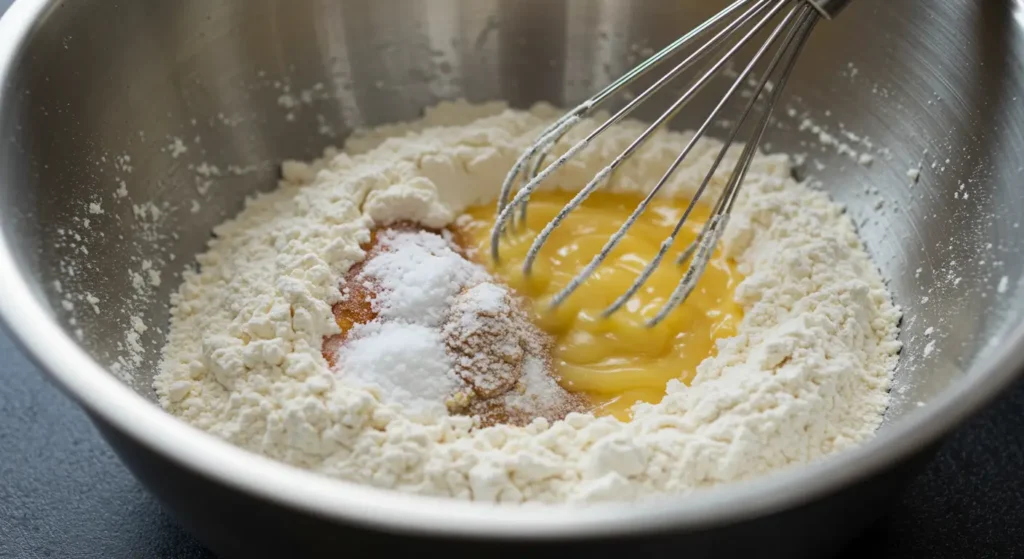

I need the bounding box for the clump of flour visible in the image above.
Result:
[155,101,901,503]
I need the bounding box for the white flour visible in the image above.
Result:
[359,229,488,326]
[155,101,902,503]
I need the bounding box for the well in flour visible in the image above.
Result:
[155,101,901,503]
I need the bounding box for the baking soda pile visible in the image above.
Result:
[155,101,902,503]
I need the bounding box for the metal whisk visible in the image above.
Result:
[490,0,850,327]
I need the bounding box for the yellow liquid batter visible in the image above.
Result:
[456,191,743,421]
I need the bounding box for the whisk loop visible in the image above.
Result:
[491,0,850,326]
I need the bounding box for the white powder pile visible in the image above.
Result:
[359,229,488,325]
[155,101,902,503]
[339,321,457,414]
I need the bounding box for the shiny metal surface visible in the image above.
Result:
[807,0,851,19]
[1,0,1023,554]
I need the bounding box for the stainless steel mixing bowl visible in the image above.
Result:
[1,0,1023,557]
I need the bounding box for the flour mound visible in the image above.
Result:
[155,101,902,503]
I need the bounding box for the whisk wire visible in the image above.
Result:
[491,0,779,259]
[492,0,845,326]
[495,107,586,244]
[600,1,805,320]
[519,0,794,278]
[524,0,757,174]
[546,0,800,315]
[514,0,765,229]
[650,5,819,326]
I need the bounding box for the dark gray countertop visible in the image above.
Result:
[0,333,212,559]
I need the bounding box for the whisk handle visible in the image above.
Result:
[805,0,851,19]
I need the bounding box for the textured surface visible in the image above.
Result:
[2,332,1023,558]
[0,332,212,558]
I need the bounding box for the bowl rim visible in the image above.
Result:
[2,0,1023,539]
